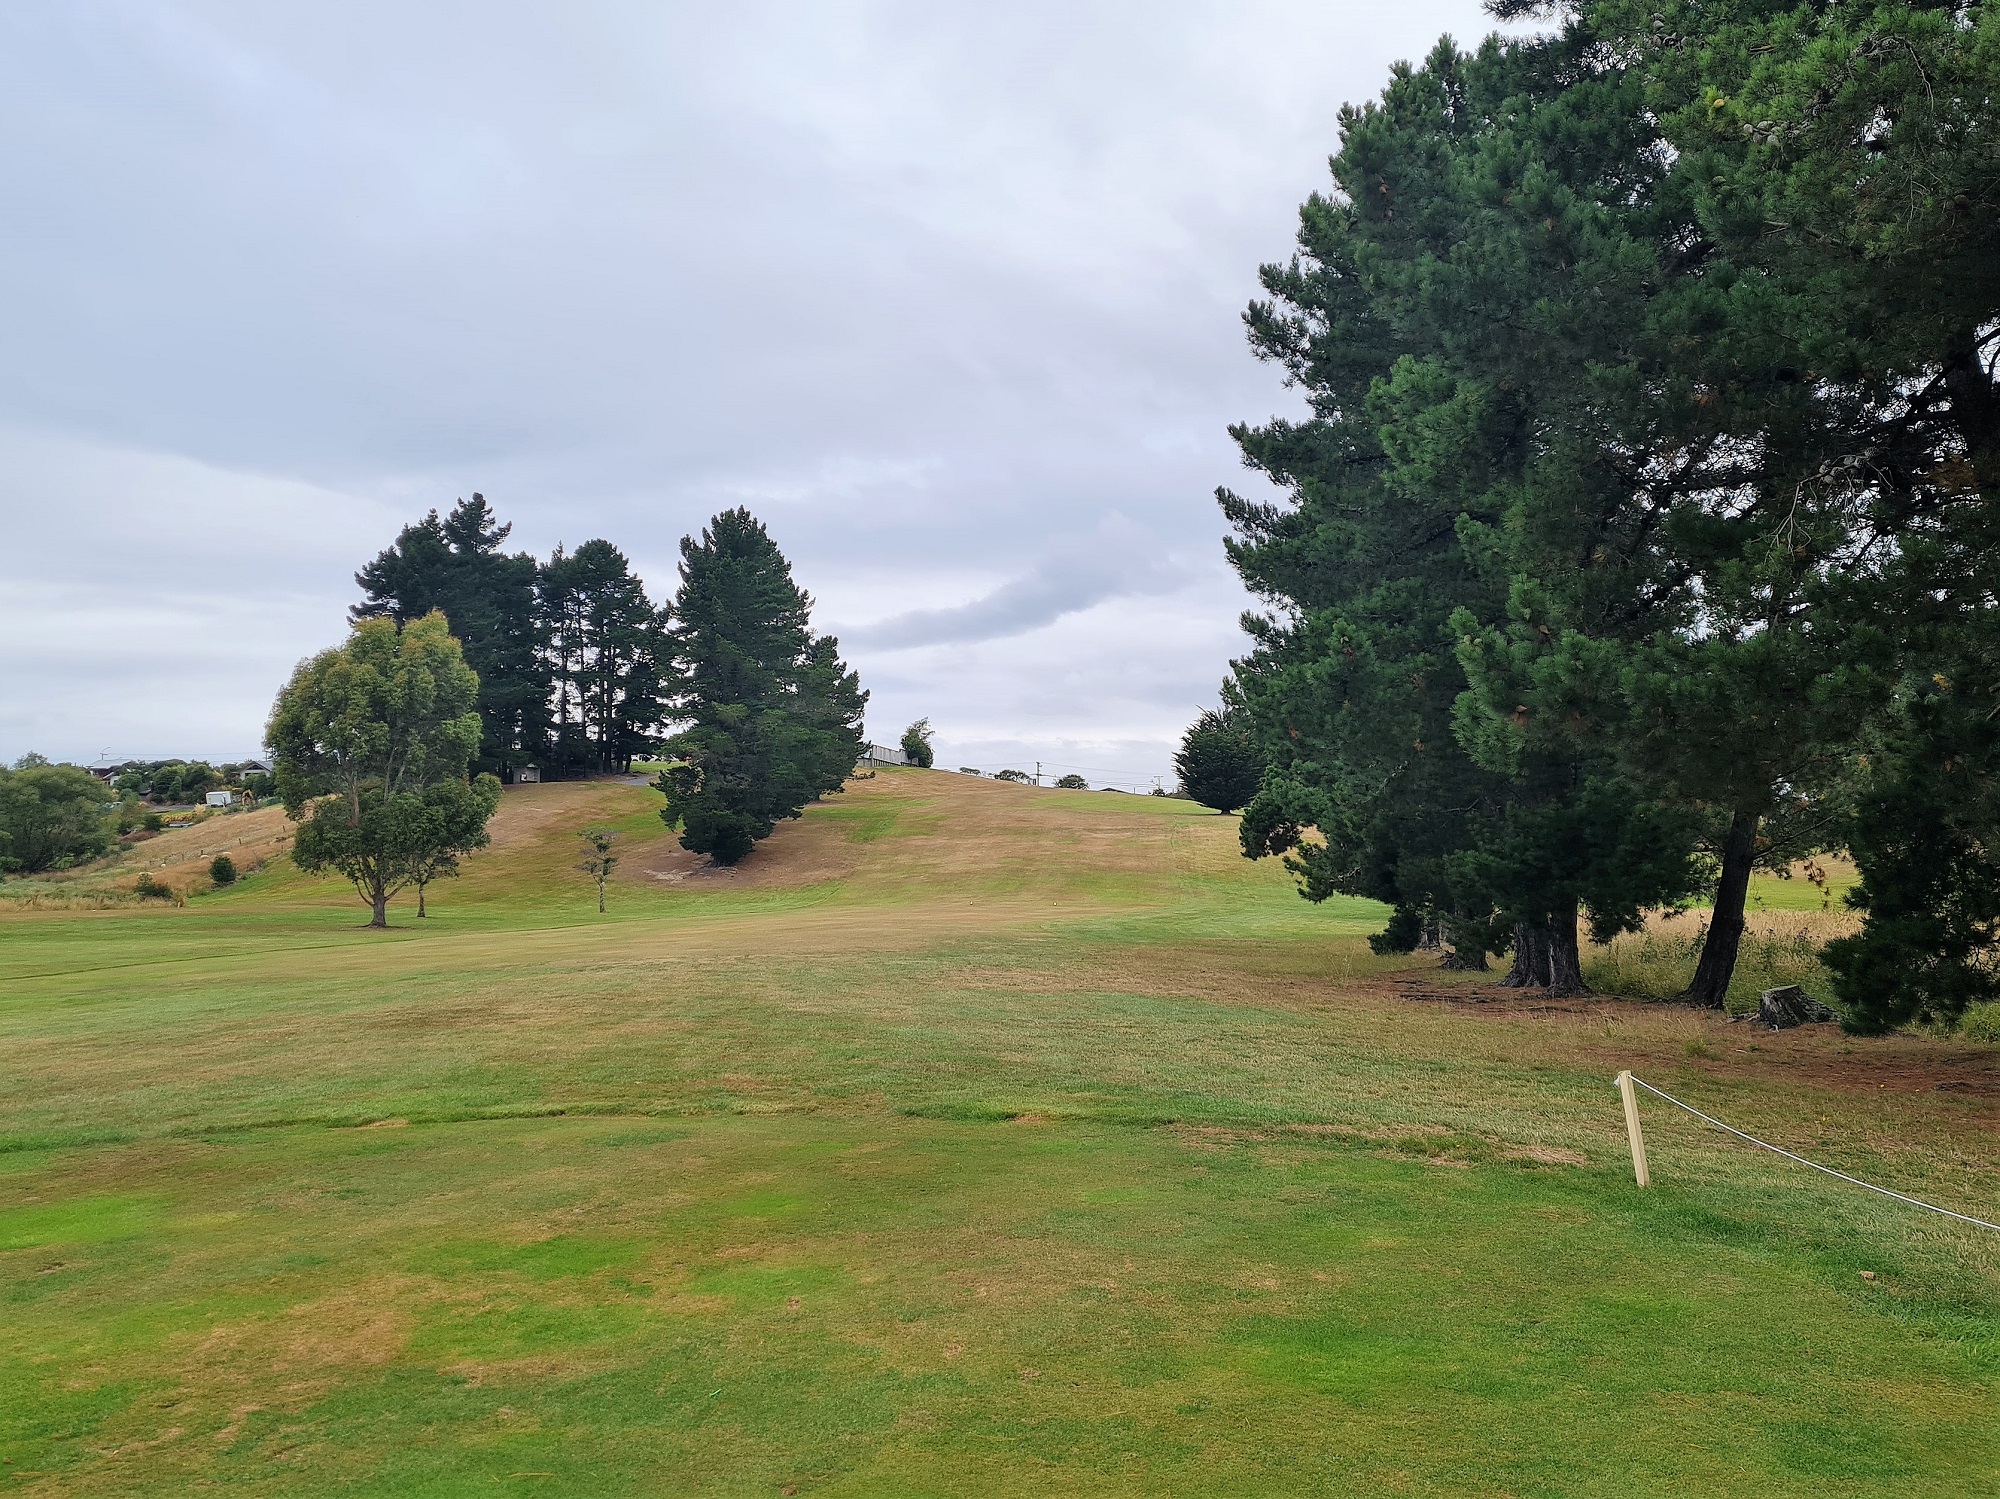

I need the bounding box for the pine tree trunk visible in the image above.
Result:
[1685,808,1759,1009]
[1546,900,1586,995]
[1500,922,1549,987]
[1438,913,1488,971]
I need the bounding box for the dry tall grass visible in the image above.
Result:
[1586,906,1860,1009]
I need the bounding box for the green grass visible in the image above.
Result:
[2,771,1996,1495]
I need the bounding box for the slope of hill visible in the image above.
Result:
[1,769,1995,1495]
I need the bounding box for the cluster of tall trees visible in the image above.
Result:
[353,495,665,778]
[342,497,865,881]
[1225,0,2000,1030]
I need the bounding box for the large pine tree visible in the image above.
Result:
[658,509,865,865]
[1238,0,1998,1016]
[1226,34,1706,989]
[1577,0,2000,1023]
[537,540,669,775]
[353,494,544,782]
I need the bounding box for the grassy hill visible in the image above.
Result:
[3,770,1996,1495]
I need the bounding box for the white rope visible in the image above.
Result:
[1628,1075,2000,1234]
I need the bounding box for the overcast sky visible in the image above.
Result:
[1,0,1507,787]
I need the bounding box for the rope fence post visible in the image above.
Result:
[1615,1070,1650,1187]
[1618,1072,2000,1233]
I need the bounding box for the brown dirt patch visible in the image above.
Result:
[624,813,861,889]
[482,779,641,852]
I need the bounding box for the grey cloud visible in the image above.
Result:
[0,0,1514,776]
[852,560,1157,650]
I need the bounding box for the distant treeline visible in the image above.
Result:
[109,760,272,805]
[0,755,275,878]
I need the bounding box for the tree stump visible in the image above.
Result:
[1749,985,1835,1029]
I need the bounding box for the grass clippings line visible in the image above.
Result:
[1630,1074,2000,1233]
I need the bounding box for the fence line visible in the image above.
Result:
[1626,1074,2000,1233]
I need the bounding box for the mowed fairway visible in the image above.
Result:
[3,771,1998,1496]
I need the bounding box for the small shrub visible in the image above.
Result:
[1054,774,1088,790]
[133,873,174,901]
[993,769,1032,784]
[143,813,164,832]
[1961,1002,2000,1044]
[209,855,237,886]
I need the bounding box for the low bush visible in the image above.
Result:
[1054,774,1088,790]
[209,855,237,886]
[133,873,175,901]
[1961,1001,2000,1044]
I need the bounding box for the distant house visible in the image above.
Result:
[240,758,275,776]
[516,766,542,783]
[206,790,234,807]
[88,766,121,785]
[855,742,909,770]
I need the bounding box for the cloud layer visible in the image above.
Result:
[0,0,1509,783]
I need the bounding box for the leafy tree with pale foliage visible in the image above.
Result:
[900,719,935,768]
[0,758,115,875]
[268,613,501,927]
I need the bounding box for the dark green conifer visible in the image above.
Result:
[353,494,545,782]
[538,540,669,774]
[658,509,866,865]
[1173,709,1264,815]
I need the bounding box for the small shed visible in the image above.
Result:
[517,766,542,783]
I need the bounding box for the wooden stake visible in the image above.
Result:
[1616,1071,1650,1187]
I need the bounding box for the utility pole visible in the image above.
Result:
[1035,761,1042,787]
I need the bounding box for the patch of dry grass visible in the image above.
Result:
[1586,906,1860,1010]
[3,770,1998,1494]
